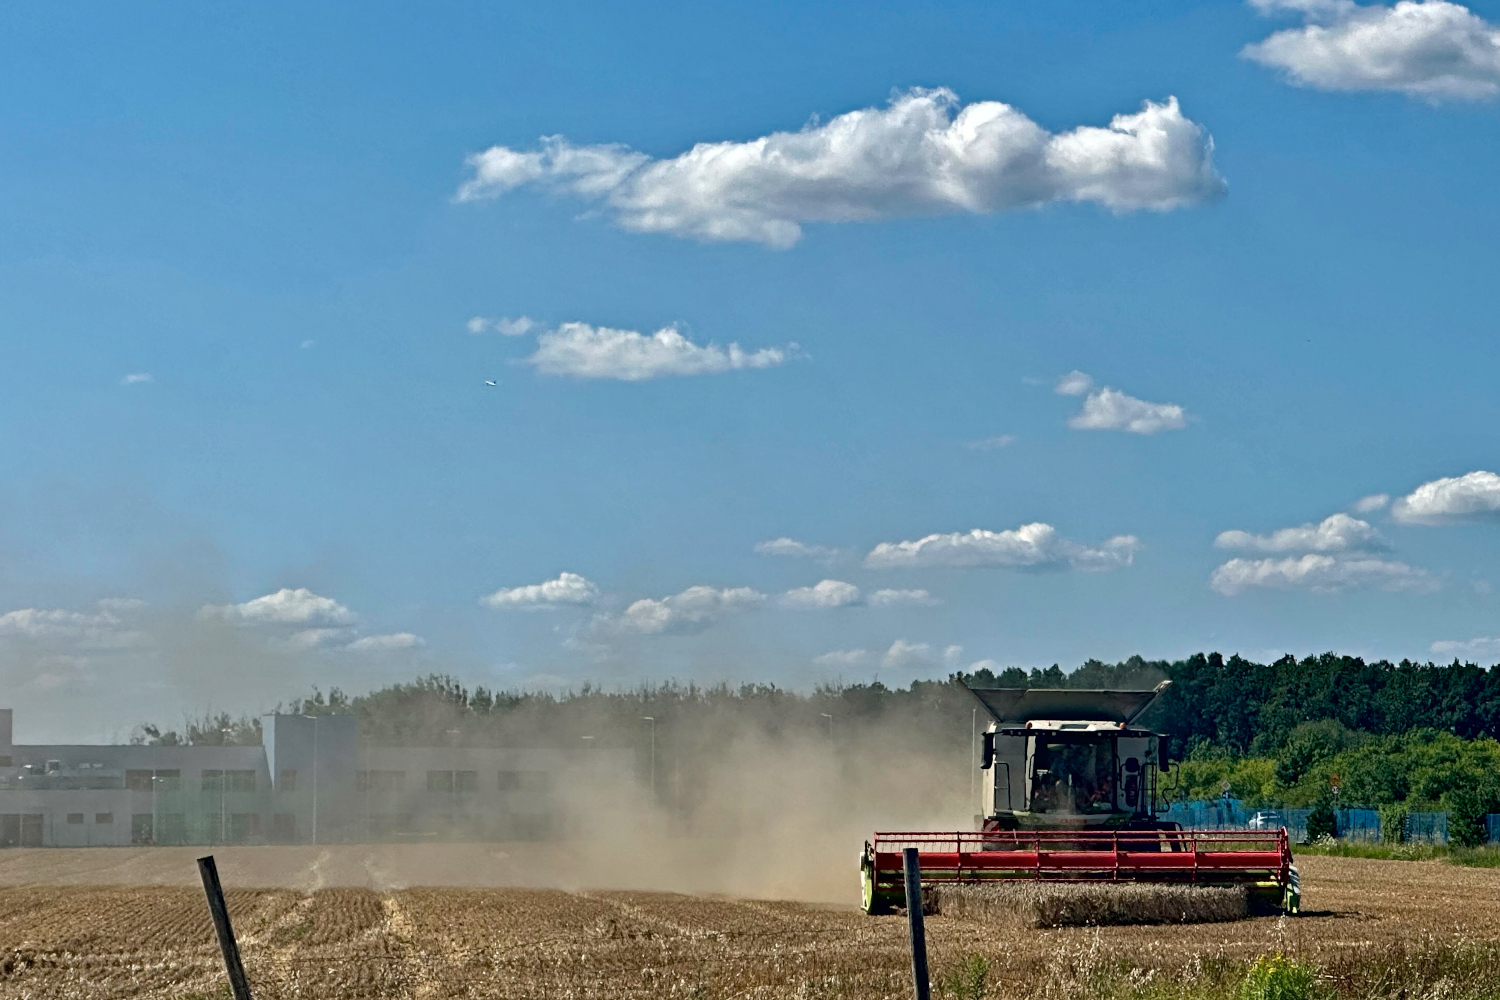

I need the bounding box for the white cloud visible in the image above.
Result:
[781,579,862,609]
[458,89,1225,247]
[614,585,766,635]
[866,522,1141,572]
[1054,371,1095,396]
[0,601,147,649]
[1392,470,1500,523]
[1057,374,1187,434]
[1353,493,1391,513]
[1215,513,1385,553]
[526,322,794,380]
[869,588,941,607]
[469,315,536,336]
[814,648,873,668]
[120,373,152,385]
[482,572,600,609]
[965,434,1016,451]
[344,632,426,652]
[1210,554,1435,594]
[278,627,357,651]
[876,640,961,669]
[754,537,839,561]
[1430,635,1500,658]
[1244,0,1500,99]
[882,639,934,669]
[200,588,357,627]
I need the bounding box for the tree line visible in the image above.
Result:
[136,651,1500,755]
[132,652,1500,829]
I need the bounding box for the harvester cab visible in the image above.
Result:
[972,682,1170,832]
[859,681,1300,916]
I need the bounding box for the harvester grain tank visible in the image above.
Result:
[859,682,1299,914]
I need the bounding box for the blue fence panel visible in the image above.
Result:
[1488,814,1500,844]
[1161,799,1310,840]
[1165,799,1458,844]
[1407,811,1449,844]
[1164,801,1386,843]
[1160,799,1254,829]
[1338,808,1381,842]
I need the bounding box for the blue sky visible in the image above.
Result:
[3,0,1500,739]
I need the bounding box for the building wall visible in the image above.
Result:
[0,710,630,847]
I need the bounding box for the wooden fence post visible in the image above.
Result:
[902,847,931,1000]
[197,855,254,1000]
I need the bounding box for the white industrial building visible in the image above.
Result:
[0,708,624,848]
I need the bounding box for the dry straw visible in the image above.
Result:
[930,882,1249,928]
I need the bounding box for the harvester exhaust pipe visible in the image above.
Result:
[902,847,931,1000]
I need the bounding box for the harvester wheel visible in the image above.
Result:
[860,864,893,915]
[859,845,893,915]
[1284,865,1301,915]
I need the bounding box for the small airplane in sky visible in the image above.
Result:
[485,380,498,386]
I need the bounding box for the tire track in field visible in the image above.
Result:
[382,892,442,1000]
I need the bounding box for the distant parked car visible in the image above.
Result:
[1247,811,1284,830]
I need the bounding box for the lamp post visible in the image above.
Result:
[641,718,656,798]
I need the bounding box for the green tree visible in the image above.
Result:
[1306,783,1337,841]
[1273,720,1361,786]
[1446,782,1500,848]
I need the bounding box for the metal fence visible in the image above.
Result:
[1163,799,1496,846]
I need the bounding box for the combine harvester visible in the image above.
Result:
[860,682,1299,915]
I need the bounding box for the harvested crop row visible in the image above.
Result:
[929,882,1249,927]
[2,856,1500,999]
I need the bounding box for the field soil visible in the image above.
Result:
[2,847,1498,999]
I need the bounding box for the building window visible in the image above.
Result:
[95,813,114,825]
[499,770,552,792]
[155,769,182,791]
[66,813,85,824]
[426,770,455,793]
[357,770,405,792]
[279,769,297,791]
[201,769,223,792]
[158,813,186,843]
[455,770,478,793]
[126,769,154,791]
[228,813,261,844]
[270,813,296,843]
[228,770,257,792]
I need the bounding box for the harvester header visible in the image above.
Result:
[859,681,1299,915]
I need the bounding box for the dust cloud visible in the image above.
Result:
[3,697,978,904]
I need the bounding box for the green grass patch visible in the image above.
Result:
[1292,838,1500,867]
[966,940,1500,1000]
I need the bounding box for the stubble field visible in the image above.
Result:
[2,847,1499,1000]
